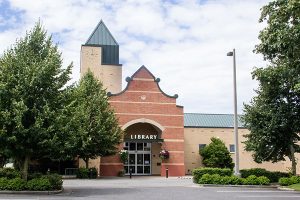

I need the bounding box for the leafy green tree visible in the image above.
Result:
[200,137,234,169]
[0,150,9,168]
[243,0,300,175]
[0,22,72,180]
[67,71,122,168]
[255,0,300,62]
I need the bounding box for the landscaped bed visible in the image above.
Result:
[0,168,62,191]
[193,167,300,187]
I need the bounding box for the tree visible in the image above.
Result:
[0,150,9,168]
[0,22,72,180]
[67,71,122,168]
[244,0,300,175]
[200,137,234,169]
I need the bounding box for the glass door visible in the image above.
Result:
[124,142,151,175]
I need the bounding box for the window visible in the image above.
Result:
[229,144,235,153]
[199,144,206,151]
[123,142,128,150]
[129,142,136,151]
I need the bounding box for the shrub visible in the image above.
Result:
[0,173,62,191]
[28,172,43,180]
[6,178,26,191]
[279,177,293,186]
[241,175,270,185]
[118,170,125,177]
[89,168,98,179]
[242,175,259,185]
[279,176,300,186]
[197,174,269,185]
[43,174,63,190]
[199,174,237,185]
[26,178,51,191]
[200,137,234,169]
[290,176,300,184]
[219,176,231,185]
[268,171,290,182]
[192,167,232,183]
[229,176,242,185]
[76,167,97,179]
[0,177,9,190]
[211,174,222,184]
[219,176,242,185]
[198,174,214,184]
[240,168,289,182]
[76,167,89,179]
[0,168,21,179]
[257,176,270,185]
[119,150,128,163]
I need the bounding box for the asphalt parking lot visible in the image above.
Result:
[0,176,300,200]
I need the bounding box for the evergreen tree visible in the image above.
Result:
[0,22,72,180]
[200,137,234,169]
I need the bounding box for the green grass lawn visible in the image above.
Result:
[288,183,300,191]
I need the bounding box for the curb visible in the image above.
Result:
[200,184,278,188]
[0,189,63,195]
[278,187,295,191]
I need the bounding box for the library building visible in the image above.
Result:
[78,21,300,176]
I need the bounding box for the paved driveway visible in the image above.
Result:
[1,176,300,200]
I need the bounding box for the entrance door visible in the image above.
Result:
[124,142,151,175]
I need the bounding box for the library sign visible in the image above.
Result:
[130,134,158,140]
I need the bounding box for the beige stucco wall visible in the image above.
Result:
[78,157,101,176]
[184,127,300,175]
[80,46,122,94]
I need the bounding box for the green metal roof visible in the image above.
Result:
[84,20,120,65]
[85,20,118,46]
[184,113,244,128]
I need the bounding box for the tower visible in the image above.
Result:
[80,20,122,93]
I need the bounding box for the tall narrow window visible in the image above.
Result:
[229,144,235,153]
[199,144,206,151]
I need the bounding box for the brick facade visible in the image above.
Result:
[100,66,185,176]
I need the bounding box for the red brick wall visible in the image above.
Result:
[100,66,185,176]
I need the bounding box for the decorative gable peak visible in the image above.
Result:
[131,65,156,80]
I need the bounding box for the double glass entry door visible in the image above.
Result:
[124,142,151,175]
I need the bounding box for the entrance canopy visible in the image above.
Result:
[123,120,163,143]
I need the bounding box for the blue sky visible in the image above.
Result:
[0,0,22,31]
[0,0,270,114]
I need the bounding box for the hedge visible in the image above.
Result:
[192,168,233,183]
[279,176,300,186]
[26,178,51,191]
[0,168,21,179]
[76,167,98,179]
[28,172,43,180]
[198,174,270,185]
[0,178,26,191]
[43,174,63,190]
[0,173,63,191]
[240,168,289,182]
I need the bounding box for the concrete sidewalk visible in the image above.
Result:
[63,176,196,189]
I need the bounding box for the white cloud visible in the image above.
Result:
[0,0,270,114]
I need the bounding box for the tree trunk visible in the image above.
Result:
[0,156,4,168]
[22,155,30,181]
[14,159,22,171]
[290,144,297,175]
[84,157,89,169]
